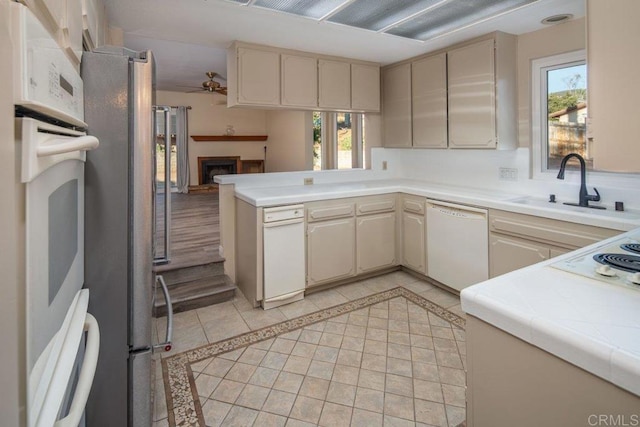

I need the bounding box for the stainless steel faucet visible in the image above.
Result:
[556,153,605,209]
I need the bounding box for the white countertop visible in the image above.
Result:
[461,231,640,396]
[229,178,640,231]
[224,176,640,394]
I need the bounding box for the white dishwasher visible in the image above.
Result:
[263,205,306,309]
[426,200,489,291]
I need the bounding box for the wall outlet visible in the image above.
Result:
[382,161,388,170]
[499,167,518,182]
[304,177,313,185]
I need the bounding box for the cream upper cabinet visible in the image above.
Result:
[383,63,412,148]
[382,33,516,150]
[588,0,640,172]
[281,54,317,108]
[448,39,496,148]
[233,46,281,107]
[63,0,83,65]
[82,0,107,50]
[318,59,351,110]
[228,42,379,112]
[412,53,447,148]
[352,63,380,112]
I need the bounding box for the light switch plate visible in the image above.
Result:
[304,177,313,185]
[382,161,388,170]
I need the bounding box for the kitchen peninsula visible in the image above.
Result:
[215,159,640,425]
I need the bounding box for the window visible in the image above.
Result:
[532,50,588,177]
[312,111,365,170]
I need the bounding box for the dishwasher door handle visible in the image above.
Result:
[427,199,488,215]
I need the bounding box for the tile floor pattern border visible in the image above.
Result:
[162,287,465,427]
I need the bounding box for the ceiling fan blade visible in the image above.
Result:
[186,89,206,93]
[216,88,228,96]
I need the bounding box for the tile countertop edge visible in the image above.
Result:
[233,179,640,231]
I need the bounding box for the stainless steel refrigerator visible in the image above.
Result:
[82,47,166,427]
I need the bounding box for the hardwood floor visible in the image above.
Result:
[155,192,222,271]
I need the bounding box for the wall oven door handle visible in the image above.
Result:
[154,275,173,352]
[36,135,99,157]
[53,313,100,427]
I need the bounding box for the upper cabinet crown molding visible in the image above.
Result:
[227,41,380,113]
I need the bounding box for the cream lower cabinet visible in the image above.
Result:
[356,195,398,274]
[489,234,549,278]
[401,196,426,274]
[306,201,357,288]
[489,209,620,278]
[307,218,356,287]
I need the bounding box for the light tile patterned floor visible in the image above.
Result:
[153,271,466,427]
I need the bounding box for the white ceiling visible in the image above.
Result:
[105,0,585,92]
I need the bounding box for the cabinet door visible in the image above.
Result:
[357,212,397,274]
[238,47,280,106]
[489,233,549,278]
[588,0,640,172]
[307,218,356,287]
[63,0,83,64]
[448,39,496,148]
[351,63,380,112]
[383,63,412,147]
[281,54,317,108]
[402,211,426,274]
[318,59,351,110]
[412,53,447,148]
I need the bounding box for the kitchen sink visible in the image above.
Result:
[507,196,640,220]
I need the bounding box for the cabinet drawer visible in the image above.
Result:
[356,195,396,215]
[307,203,355,222]
[489,209,619,249]
[402,197,425,214]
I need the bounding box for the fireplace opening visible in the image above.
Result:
[198,157,240,185]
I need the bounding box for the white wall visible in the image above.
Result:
[265,110,313,172]
[156,91,268,185]
[0,0,25,424]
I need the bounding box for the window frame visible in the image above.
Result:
[531,49,587,180]
[531,50,639,188]
[314,111,365,170]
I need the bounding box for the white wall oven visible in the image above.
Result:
[13,3,100,426]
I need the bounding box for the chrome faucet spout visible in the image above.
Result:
[556,153,601,208]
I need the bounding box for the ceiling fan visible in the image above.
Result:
[182,72,228,95]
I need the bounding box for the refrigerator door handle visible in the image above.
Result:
[153,106,172,265]
[154,275,173,352]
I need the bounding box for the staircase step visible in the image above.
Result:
[154,260,225,287]
[153,274,235,317]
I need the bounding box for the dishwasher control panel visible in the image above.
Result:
[263,204,304,223]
